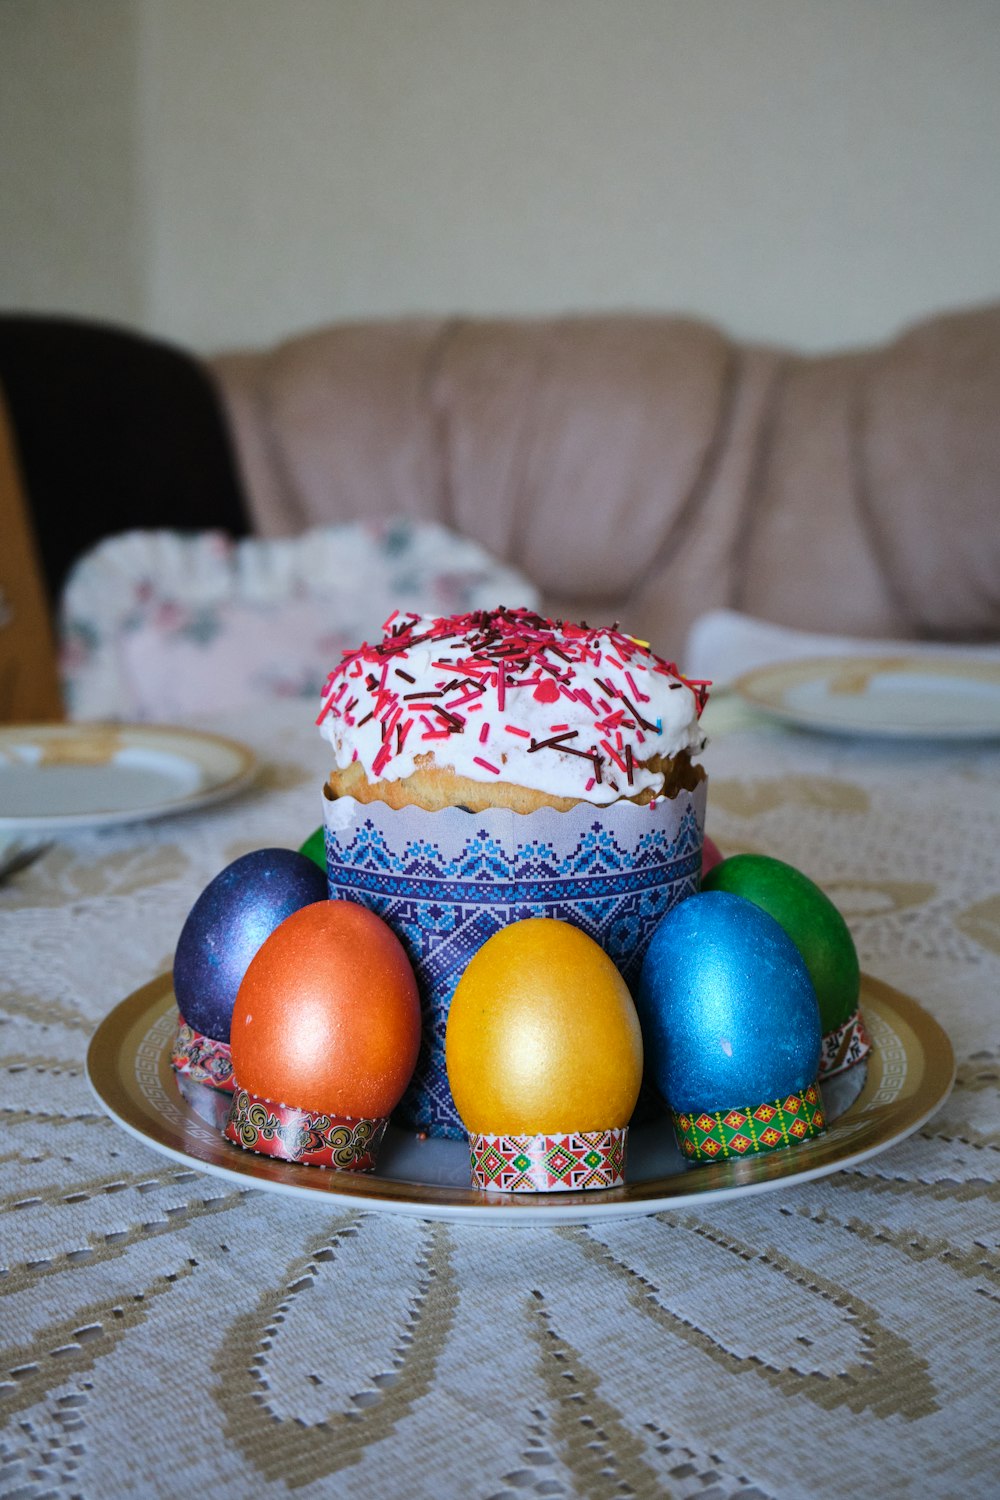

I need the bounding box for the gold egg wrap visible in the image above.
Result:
[469,1128,628,1193]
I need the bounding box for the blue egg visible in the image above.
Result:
[636,890,822,1114]
[173,849,328,1041]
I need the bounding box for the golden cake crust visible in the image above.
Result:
[326,750,705,814]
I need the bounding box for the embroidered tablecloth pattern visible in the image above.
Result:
[2,700,998,1499]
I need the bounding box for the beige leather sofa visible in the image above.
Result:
[213,303,1000,656]
[3,302,999,723]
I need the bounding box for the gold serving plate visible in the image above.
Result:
[87,971,954,1225]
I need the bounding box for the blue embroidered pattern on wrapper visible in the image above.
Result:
[326,803,703,1139]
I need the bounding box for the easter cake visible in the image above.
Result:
[316,606,708,814]
[317,607,709,1140]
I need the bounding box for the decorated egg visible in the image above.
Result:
[298,825,327,873]
[701,834,724,878]
[224,900,420,1170]
[445,918,643,1192]
[171,848,328,1090]
[702,852,869,1077]
[636,891,825,1165]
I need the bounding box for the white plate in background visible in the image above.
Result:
[0,723,256,831]
[733,655,1000,740]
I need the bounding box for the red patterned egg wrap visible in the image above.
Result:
[820,1008,872,1078]
[224,1087,388,1171]
[171,1016,236,1093]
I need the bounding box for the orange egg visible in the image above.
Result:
[230,900,421,1120]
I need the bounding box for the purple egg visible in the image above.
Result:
[173,849,328,1042]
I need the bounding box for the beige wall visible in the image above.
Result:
[3,0,1000,355]
[0,0,146,329]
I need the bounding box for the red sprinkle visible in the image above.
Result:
[601,739,628,774]
[317,608,707,785]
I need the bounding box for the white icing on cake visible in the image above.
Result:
[317,607,708,805]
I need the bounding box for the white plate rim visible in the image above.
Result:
[732,654,1000,740]
[0,722,257,831]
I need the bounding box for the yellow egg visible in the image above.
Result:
[445,918,643,1135]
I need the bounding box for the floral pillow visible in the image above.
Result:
[60,519,540,721]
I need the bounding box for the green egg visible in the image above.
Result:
[701,853,859,1033]
[298,825,327,874]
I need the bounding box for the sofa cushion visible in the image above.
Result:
[212,306,1000,654]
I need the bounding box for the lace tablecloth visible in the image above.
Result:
[3,699,998,1499]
